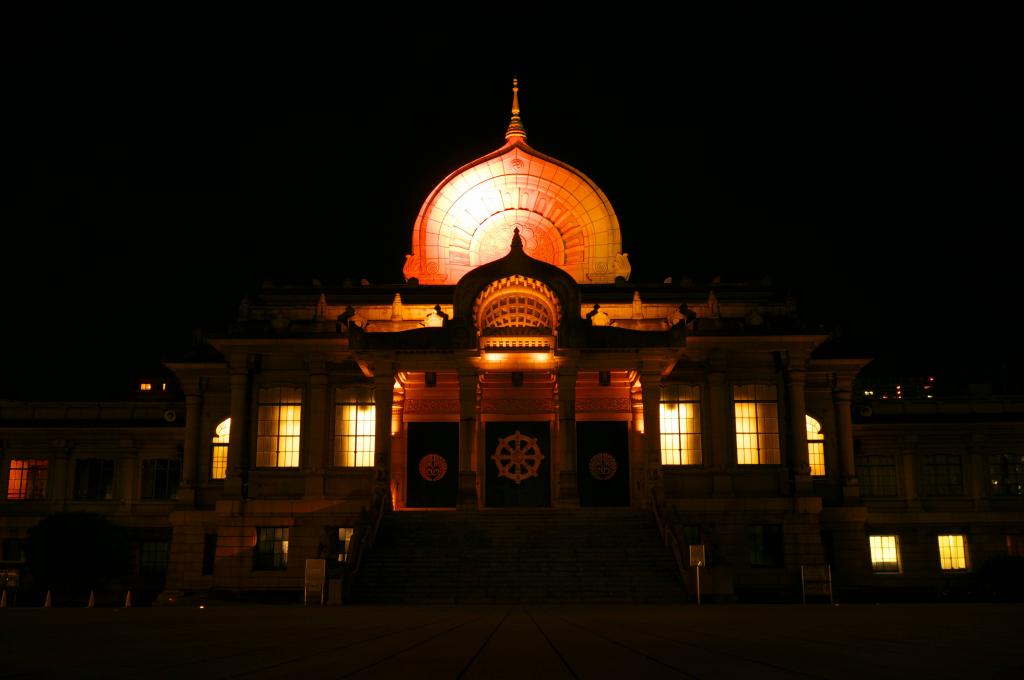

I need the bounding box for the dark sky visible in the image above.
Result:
[2,10,1018,398]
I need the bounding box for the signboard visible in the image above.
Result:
[689,545,705,567]
[304,558,326,606]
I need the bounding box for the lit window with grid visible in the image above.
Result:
[74,459,116,500]
[6,459,48,500]
[733,385,780,465]
[937,534,968,571]
[211,418,230,480]
[256,387,302,468]
[660,385,702,465]
[990,453,1024,496]
[140,459,180,500]
[869,535,901,572]
[923,454,963,496]
[858,455,899,497]
[334,391,375,467]
[806,415,825,476]
[254,527,289,570]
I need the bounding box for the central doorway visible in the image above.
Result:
[484,421,551,507]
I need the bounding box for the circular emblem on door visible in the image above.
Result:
[492,430,545,485]
[588,453,617,481]
[418,454,448,482]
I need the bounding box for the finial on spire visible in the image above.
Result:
[510,227,524,251]
[505,77,527,141]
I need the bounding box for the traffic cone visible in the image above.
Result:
[124,590,132,608]
[1,590,7,608]
[44,590,52,608]
[87,591,95,608]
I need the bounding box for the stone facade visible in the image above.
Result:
[2,89,1022,603]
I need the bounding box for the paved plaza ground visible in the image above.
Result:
[1,603,1021,678]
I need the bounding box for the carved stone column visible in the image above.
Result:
[639,371,663,505]
[305,369,329,499]
[224,365,250,498]
[900,435,920,510]
[457,371,480,509]
[556,371,579,507]
[707,370,734,497]
[967,434,989,510]
[373,373,395,499]
[119,439,137,511]
[834,387,859,502]
[178,380,202,506]
[787,369,812,494]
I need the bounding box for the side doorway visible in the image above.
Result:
[577,421,630,506]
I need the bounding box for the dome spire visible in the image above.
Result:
[505,77,527,141]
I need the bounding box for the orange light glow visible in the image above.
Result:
[403,87,627,285]
[140,383,152,391]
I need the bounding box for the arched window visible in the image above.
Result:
[806,415,825,477]
[211,418,230,480]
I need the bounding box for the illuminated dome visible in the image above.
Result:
[403,80,630,285]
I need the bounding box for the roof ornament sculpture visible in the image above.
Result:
[505,77,527,141]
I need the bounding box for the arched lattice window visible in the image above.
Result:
[211,418,230,480]
[473,275,561,340]
[806,415,825,476]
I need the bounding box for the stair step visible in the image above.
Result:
[351,509,689,604]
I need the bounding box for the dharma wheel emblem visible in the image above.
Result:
[588,453,617,481]
[418,454,448,482]
[492,430,545,484]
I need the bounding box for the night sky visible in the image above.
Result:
[2,10,1017,399]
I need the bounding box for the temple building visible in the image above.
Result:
[2,82,1022,604]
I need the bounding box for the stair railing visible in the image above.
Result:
[341,487,388,600]
[650,488,691,592]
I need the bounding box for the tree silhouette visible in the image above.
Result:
[25,513,131,602]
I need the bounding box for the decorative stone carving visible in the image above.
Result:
[576,397,631,413]
[403,399,460,414]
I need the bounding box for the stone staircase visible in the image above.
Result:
[349,508,689,604]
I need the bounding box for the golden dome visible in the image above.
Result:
[403,80,629,285]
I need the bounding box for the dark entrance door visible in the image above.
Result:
[485,421,551,507]
[577,421,630,506]
[406,422,458,508]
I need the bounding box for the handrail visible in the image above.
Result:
[649,488,691,594]
[341,487,387,601]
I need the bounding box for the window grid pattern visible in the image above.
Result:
[859,456,899,497]
[211,418,230,480]
[937,534,968,571]
[869,535,900,572]
[141,459,180,500]
[660,385,702,465]
[6,459,48,500]
[74,459,116,500]
[923,454,963,496]
[334,395,375,467]
[734,385,780,465]
[990,454,1024,496]
[139,541,169,575]
[256,388,302,468]
[806,415,825,476]
[255,527,289,570]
